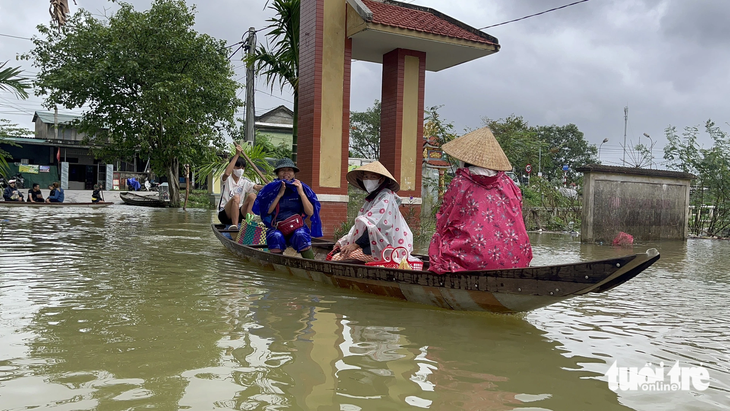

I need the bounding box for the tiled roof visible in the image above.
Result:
[423,135,439,147]
[425,159,450,168]
[362,0,496,45]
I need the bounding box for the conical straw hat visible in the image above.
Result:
[347,161,400,192]
[442,127,512,171]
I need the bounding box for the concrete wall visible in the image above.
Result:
[578,165,694,243]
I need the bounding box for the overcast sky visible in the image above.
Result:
[2,0,729,169]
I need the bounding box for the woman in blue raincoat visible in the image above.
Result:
[252,158,322,259]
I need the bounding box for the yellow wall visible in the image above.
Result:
[319,0,346,188]
[346,4,367,37]
[400,55,420,191]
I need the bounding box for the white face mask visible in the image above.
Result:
[363,179,380,193]
[233,169,244,178]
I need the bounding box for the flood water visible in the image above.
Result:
[0,206,728,410]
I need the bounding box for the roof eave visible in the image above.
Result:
[347,2,499,72]
[349,24,499,71]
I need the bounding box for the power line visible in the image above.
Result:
[478,0,590,30]
[255,89,292,104]
[0,33,32,41]
[228,43,244,60]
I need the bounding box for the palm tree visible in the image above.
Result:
[0,61,30,100]
[195,142,274,189]
[0,63,31,177]
[247,0,300,161]
[50,0,76,28]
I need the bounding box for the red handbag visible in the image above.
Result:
[274,204,304,236]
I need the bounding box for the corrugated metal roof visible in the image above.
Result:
[32,111,82,125]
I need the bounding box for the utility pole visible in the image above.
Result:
[244,27,256,145]
[54,106,59,140]
[622,106,628,166]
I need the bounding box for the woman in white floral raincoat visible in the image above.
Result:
[330,161,413,262]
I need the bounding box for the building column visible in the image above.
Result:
[299,0,351,239]
[380,48,426,224]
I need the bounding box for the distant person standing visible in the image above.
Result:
[2,179,23,202]
[91,184,103,203]
[45,182,65,203]
[27,183,44,203]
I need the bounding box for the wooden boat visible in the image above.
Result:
[120,192,168,207]
[212,224,660,313]
[0,200,113,208]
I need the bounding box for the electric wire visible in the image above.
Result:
[478,0,590,30]
[0,33,32,40]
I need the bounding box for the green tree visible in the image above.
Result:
[227,118,293,160]
[256,134,293,160]
[664,120,730,236]
[0,61,31,99]
[482,116,597,184]
[26,0,240,206]
[535,124,597,181]
[0,60,32,176]
[50,0,75,28]
[195,142,274,189]
[248,0,299,161]
[349,100,381,159]
[0,119,33,177]
[424,105,458,168]
[482,114,539,177]
[422,105,459,222]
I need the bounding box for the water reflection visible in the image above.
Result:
[0,207,728,410]
[528,233,730,411]
[193,275,632,410]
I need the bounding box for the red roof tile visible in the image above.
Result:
[425,159,451,168]
[362,0,496,45]
[423,135,439,146]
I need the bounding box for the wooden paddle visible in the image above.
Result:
[183,164,190,211]
[239,143,270,184]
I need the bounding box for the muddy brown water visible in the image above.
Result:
[0,206,728,410]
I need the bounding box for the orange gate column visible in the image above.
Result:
[380,48,426,226]
[299,0,352,239]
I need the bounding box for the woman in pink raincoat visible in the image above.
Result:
[330,161,413,263]
[428,127,533,273]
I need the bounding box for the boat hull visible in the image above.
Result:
[212,224,659,313]
[120,192,167,207]
[0,201,113,207]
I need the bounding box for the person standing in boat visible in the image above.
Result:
[27,183,44,203]
[219,143,263,229]
[45,182,64,203]
[3,179,24,202]
[252,158,322,260]
[428,127,532,273]
[329,161,413,263]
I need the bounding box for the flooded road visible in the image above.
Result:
[0,206,728,410]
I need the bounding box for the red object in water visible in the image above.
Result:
[613,232,634,246]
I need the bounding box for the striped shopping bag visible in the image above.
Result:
[236,217,267,245]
